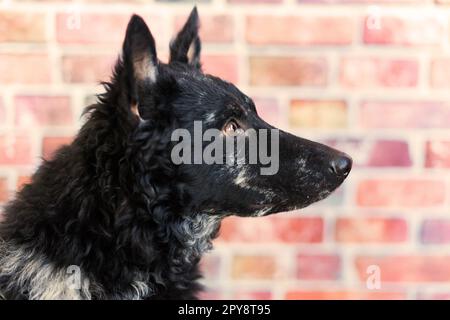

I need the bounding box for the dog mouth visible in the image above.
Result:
[248,185,341,216]
[247,198,290,216]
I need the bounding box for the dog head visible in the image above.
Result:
[119,8,352,217]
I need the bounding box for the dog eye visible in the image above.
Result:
[223,119,243,136]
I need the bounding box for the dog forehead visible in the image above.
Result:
[169,66,254,113]
[176,75,234,101]
[176,71,223,89]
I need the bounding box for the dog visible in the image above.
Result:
[0,7,351,300]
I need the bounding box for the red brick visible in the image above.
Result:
[0,135,33,165]
[217,216,323,243]
[360,101,450,129]
[300,0,425,2]
[431,59,450,88]
[0,12,46,42]
[367,140,412,167]
[340,58,418,88]
[231,255,276,279]
[296,254,341,280]
[417,291,450,299]
[250,56,327,86]
[42,137,74,160]
[0,99,5,124]
[229,0,282,3]
[62,55,116,83]
[355,256,450,282]
[364,15,443,46]
[425,141,450,168]
[15,96,73,127]
[356,179,445,208]
[202,55,238,84]
[336,218,408,243]
[326,139,412,167]
[0,178,8,203]
[231,291,272,300]
[246,16,353,45]
[286,290,406,300]
[290,100,347,128]
[198,290,223,300]
[56,13,164,46]
[0,54,51,84]
[421,220,450,244]
[253,97,281,127]
[175,15,234,43]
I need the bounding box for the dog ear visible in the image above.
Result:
[122,14,158,110]
[169,7,201,69]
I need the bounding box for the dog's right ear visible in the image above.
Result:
[122,15,158,112]
[169,7,201,69]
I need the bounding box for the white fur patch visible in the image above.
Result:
[253,207,272,217]
[177,213,221,266]
[0,241,152,300]
[134,55,158,83]
[234,169,249,188]
[147,65,157,83]
[205,113,216,124]
[129,280,150,300]
[0,242,92,300]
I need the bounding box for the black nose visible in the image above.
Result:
[329,154,352,177]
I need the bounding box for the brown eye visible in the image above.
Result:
[223,119,242,136]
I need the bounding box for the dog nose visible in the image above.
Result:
[329,154,352,177]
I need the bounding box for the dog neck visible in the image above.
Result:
[171,213,222,263]
[0,212,221,300]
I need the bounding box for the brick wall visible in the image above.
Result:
[0,0,450,300]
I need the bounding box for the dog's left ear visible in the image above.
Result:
[122,14,158,115]
[169,7,201,69]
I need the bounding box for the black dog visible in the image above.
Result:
[0,8,351,299]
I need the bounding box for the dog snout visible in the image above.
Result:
[328,154,352,177]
